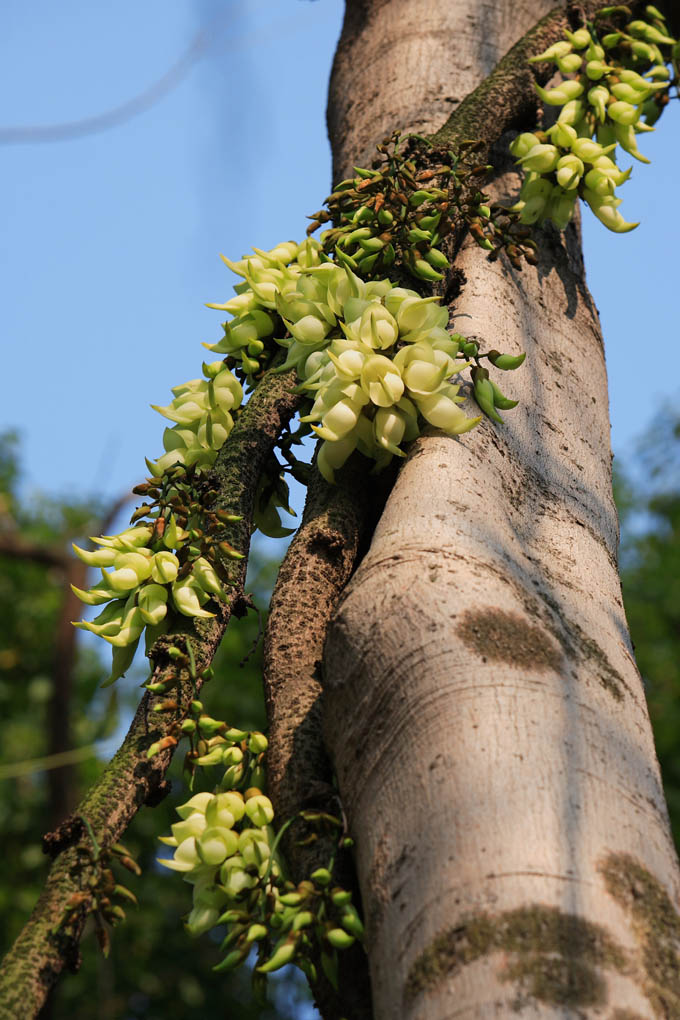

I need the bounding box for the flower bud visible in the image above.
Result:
[627,19,674,46]
[151,550,180,584]
[557,99,585,125]
[547,122,577,148]
[374,407,407,457]
[583,189,639,232]
[72,543,117,568]
[556,53,582,73]
[244,794,275,827]
[171,813,207,845]
[585,60,609,80]
[396,296,448,336]
[360,355,404,407]
[247,732,268,754]
[171,578,216,619]
[257,939,297,974]
[519,143,561,173]
[316,434,358,484]
[555,154,584,191]
[197,827,239,865]
[287,314,331,345]
[607,101,640,126]
[327,928,355,950]
[587,85,609,123]
[584,167,614,196]
[570,137,616,163]
[417,386,481,435]
[535,80,583,106]
[138,583,168,625]
[546,189,577,230]
[311,868,332,886]
[191,557,226,600]
[564,27,590,49]
[528,40,573,63]
[157,836,200,873]
[207,791,245,826]
[312,398,364,442]
[611,122,650,163]
[358,304,399,350]
[412,258,445,280]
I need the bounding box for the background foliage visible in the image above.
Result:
[0,430,307,1019]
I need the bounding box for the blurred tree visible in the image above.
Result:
[0,432,309,1019]
[616,414,680,847]
[0,431,114,945]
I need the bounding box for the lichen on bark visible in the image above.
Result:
[601,852,680,1018]
[404,904,628,1009]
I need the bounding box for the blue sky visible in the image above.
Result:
[2,1,678,509]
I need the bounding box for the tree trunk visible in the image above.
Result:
[322,2,680,1017]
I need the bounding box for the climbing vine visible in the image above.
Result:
[17,0,675,1006]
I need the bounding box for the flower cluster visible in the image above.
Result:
[308,132,540,280]
[513,5,678,231]
[70,240,323,680]
[54,829,141,959]
[205,238,324,385]
[285,266,483,481]
[73,235,527,684]
[157,705,362,984]
[148,237,325,478]
[71,519,231,686]
[159,787,276,936]
[146,362,243,477]
[207,241,525,482]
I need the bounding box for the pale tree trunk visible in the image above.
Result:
[320,1,680,1018]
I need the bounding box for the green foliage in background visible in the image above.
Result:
[0,431,308,1019]
[616,412,680,847]
[0,433,114,940]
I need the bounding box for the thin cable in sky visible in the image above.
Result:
[0,5,335,145]
[0,7,236,144]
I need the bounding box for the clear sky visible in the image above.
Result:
[2,0,679,516]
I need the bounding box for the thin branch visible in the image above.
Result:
[0,746,99,782]
[0,534,69,568]
[0,361,301,1019]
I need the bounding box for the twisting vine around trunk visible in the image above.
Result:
[0,363,300,1018]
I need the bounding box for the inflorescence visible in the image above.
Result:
[510,4,678,231]
[67,1,677,989]
[156,702,362,985]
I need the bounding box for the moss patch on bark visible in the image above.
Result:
[601,852,680,1018]
[456,607,563,673]
[404,903,627,1009]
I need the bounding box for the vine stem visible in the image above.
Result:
[0,358,300,1019]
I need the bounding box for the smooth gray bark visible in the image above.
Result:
[323,2,680,1017]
